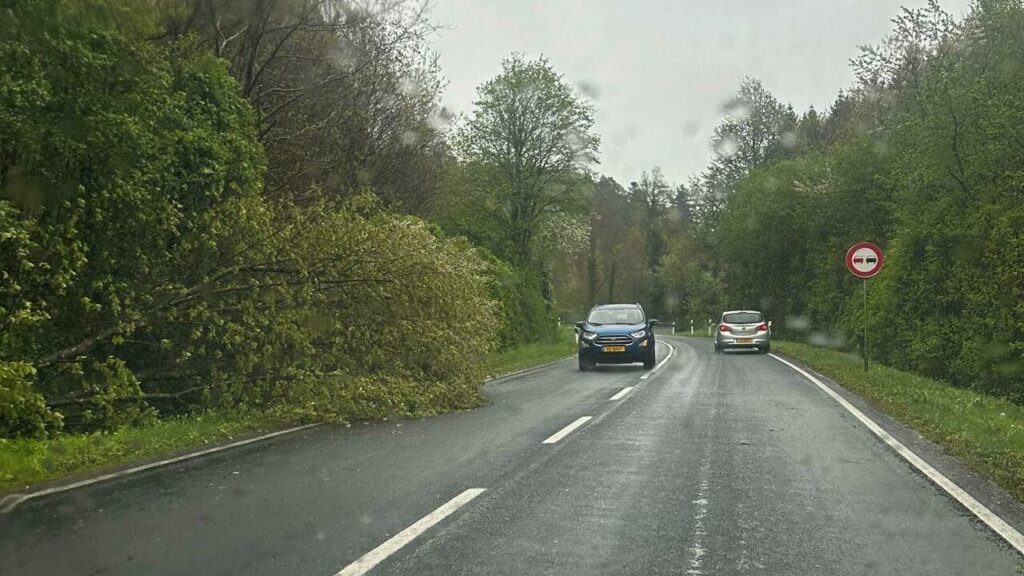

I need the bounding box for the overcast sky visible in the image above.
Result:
[428,0,973,187]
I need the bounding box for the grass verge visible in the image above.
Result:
[485,327,576,378]
[774,340,1024,503]
[0,411,291,493]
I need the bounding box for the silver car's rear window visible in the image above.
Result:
[723,312,763,324]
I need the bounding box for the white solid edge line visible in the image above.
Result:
[608,386,634,401]
[640,341,674,380]
[336,488,486,576]
[769,353,1024,556]
[542,416,593,444]
[484,354,574,383]
[0,423,320,514]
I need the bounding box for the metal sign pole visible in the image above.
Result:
[847,242,883,372]
[863,278,868,371]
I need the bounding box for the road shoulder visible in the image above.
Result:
[770,349,1024,539]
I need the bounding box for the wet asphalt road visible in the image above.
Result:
[2,337,1021,575]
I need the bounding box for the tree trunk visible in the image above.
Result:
[586,231,598,308]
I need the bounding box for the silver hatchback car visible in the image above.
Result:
[714,310,771,354]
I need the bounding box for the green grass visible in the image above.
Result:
[0,411,291,493]
[485,327,576,378]
[774,340,1024,503]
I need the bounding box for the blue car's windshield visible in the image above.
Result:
[588,308,644,325]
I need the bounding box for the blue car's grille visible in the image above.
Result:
[595,335,632,346]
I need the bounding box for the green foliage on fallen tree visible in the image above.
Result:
[0,0,499,437]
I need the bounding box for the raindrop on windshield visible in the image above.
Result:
[714,134,739,157]
[398,77,423,97]
[576,79,600,99]
[786,316,810,331]
[401,129,420,146]
[721,100,751,121]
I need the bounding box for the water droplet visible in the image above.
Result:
[785,316,810,331]
[715,135,739,157]
[722,101,751,122]
[398,77,422,97]
[427,108,453,132]
[401,129,420,146]
[576,80,600,99]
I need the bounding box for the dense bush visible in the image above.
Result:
[0,362,60,437]
[0,0,499,437]
[867,0,1024,396]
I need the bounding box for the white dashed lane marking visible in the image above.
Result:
[335,488,487,576]
[608,387,633,401]
[542,417,593,444]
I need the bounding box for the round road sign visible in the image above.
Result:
[846,242,884,278]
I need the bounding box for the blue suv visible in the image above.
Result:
[575,304,658,371]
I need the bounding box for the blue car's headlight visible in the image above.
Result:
[630,330,647,339]
[581,331,597,340]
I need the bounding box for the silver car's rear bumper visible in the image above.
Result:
[717,335,770,348]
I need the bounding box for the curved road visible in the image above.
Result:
[2,337,1021,575]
